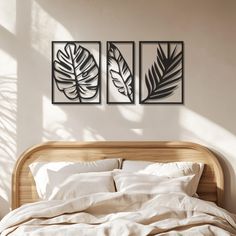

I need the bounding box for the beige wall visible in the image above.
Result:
[0,0,236,218]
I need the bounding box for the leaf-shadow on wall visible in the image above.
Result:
[0,76,17,217]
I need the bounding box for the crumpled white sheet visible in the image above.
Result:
[1,192,236,236]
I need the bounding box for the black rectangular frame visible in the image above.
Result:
[52,41,101,105]
[139,41,184,105]
[106,41,135,105]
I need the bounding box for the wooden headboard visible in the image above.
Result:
[12,141,224,209]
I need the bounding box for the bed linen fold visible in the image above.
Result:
[1,192,236,236]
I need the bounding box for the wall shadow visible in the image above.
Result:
[0,76,17,217]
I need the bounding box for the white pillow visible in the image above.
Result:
[49,171,115,200]
[29,158,121,199]
[139,162,203,177]
[121,160,155,172]
[113,171,193,195]
[114,162,204,196]
[139,162,204,195]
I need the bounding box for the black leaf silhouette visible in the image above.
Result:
[142,43,183,103]
[107,43,134,102]
[53,43,99,103]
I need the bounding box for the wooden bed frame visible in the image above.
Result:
[12,141,224,209]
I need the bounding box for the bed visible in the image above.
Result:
[1,141,236,235]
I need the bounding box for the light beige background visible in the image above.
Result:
[0,0,236,218]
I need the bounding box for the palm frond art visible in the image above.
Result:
[107,42,134,103]
[141,42,183,103]
[53,42,99,103]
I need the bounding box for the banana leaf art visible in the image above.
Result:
[107,41,135,104]
[52,41,101,104]
[139,41,184,104]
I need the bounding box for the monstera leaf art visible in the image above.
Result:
[142,43,183,103]
[107,43,134,102]
[53,43,99,103]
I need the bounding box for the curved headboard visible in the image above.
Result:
[12,141,224,209]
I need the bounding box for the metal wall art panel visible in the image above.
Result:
[139,41,184,104]
[106,41,135,104]
[52,41,101,104]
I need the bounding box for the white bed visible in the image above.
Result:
[1,141,236,235]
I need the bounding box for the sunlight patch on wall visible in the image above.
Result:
[117,103,143,122]
[0,49,17,157]
[0,0,16,34]
[179,107,236,161]
[31,1,73,58]
[42,96,75,141]
[83,128,105,141]
[131,128,143,136]
[0,76,17,158]
[0,49,17,75]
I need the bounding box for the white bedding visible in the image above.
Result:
[113,169,201,196]
[1,192,236,236]
[50,171,115,200]
[30,158,121,199]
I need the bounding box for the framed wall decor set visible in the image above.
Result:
[52,41,184,105]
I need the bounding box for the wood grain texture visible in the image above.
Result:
[12,141,224,209]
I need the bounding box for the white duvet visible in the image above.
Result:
[1,192,236,236]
